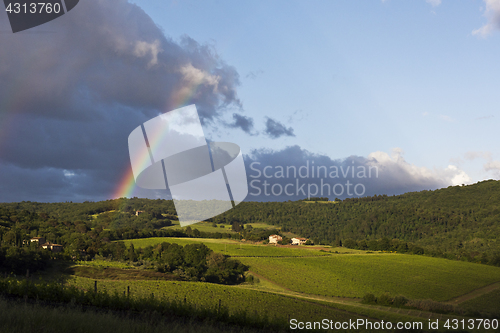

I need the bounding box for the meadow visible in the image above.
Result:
[61,273,479,331]
[458,289,500,316]
[238,254,500,301]
[159,221,276,234]
[120,237,500,302]
[161,221,235,233]
[76,259,133,269]
[5,233,500,332]
[0,296,274,333]
[65,276,359,325]
[122,237,331,257]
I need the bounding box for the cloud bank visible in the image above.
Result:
[0,0,242,202]
[0,0,478,203]
[244,146,471,201]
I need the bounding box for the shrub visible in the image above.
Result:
[245,275,255,284]
[405,299,454,314]
[377,293,392,306]
[362,293,376,304]
[393,295,408,307]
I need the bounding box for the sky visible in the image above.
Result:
[0,0,499,203]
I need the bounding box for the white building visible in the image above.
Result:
[291,237,308,245]
[269,234,283,244]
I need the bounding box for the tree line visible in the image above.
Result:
[1,180,500,266]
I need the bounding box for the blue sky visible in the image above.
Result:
[131,0,500,183]
[0,0,499,202]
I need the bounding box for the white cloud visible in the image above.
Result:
[473,0,500,37]
[445,165,472,185]
[368,149,434,179]
[484,161,500,178]
[63,170,75,177]
[180,63,221,91]
[461,151,500,179]
[368,148,472,187]
[464,151,492,161]
[133,40,162,68]
[426,0,442,7]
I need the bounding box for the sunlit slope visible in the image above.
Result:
[122,237,330,257]
[214,180,500,257]
[67,277,357,324]
[239,254,500,301]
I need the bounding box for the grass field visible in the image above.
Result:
[66,276,359,325]
[118,237,500,303]
[76,260,133,269]
[458,289,500,315]
[61,276,468,331]
[160,221,278,234]
[238,254,500,301]
[161,221,235,233]
[62,235,500,330]
[122,237,331,257]
[0,296,278,333]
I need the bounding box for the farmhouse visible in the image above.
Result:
[41,242,64,253]
[29,237,46,244]
[269,234,282,244]
[291,237,308,245]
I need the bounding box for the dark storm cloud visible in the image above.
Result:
[227,113,255,134]
[0,0,241,202]
[264,117,295,139]
[243,145,460,201]
[0,0,240,122]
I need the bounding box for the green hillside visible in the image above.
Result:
[213,179,500,263]
[121,237,500,302]
[122,237,330,257]
[1,179,500,267]
[239,254,500,301]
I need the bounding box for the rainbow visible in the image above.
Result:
[111,78,202,200]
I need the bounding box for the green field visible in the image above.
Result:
[80,236,500,329]
[66,276,357,325]
[160,221,277,234]
[0,296,266,333]
[238,254,500,301]
[122,237,331,257]
[458,289,500,315]
[76,260,133,269]
[162,221,235,233]
[120,237,500,303]
[62,276,467,331]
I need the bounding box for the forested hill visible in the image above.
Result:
[0,179,499,262]
[213,179,500,258]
